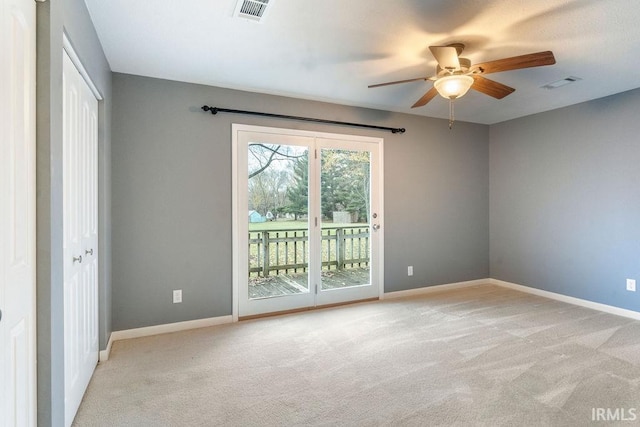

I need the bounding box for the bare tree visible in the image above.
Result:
[248,144,306,217]
[248,144,304,179]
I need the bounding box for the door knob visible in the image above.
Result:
[73,255,83,263]
[85,248,93,256]
[372,224,381,231]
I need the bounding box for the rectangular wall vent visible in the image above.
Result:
[234,0,271,22]
[541,76,582,90]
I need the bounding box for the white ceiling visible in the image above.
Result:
[84,0,640,124]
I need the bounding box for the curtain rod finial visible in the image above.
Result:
[201,105,218,115]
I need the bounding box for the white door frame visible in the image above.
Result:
[231,124,384,321]
[63,34,103,101]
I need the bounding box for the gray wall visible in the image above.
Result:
[111,73,490,331]
[36,0,111,424]
[490,88,640,312]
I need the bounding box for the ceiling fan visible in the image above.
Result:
[369,44,556,127]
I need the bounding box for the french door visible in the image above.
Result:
[233,125,383,318]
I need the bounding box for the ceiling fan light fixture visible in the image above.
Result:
[434,75,474,99]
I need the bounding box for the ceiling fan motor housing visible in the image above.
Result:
[437,58,471,77]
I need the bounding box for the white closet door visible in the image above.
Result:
[0,0,37,425]
[63,50,99,427]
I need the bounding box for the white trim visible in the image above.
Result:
[231,125,240,322]
[99,315,233,361]
[383,279,489,299]
[108,316,233,343]
[62,32,103,101]
[99,280,639,361]
[490,279,640,321]
[384,278,640,321]
[377,140,385,299]
[98,334,114,362]
[231,123,384,144]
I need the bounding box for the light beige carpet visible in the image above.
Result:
[73,285,640,426]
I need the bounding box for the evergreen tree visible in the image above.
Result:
[279,149,371,223]
[284,153,309,219]
[321,150,370,222]
[320,151,341,219]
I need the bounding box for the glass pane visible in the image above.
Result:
[320,148,371,290]
[247,143,309,299]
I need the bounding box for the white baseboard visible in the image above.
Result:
[99,315,233,361]
[490,278,640,321]
[98,280,639,361]
[384,278,489,299]
[99,334,114,362]
[383,277,640,321]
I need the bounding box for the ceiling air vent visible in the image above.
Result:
[234,0,272,22]
[541,76,582,90]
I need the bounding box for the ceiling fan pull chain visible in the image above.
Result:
[449,99,455,130]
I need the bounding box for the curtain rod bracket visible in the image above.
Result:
[201,105,405,134]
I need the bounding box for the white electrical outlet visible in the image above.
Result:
[173,289,182,303]
[408,266,413,276]
[626,279,636,292]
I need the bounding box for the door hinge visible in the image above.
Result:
[315,284,318,294]
[314,149,317,159]
[315,217,318,227]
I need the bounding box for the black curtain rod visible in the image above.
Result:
[201,106,405,134]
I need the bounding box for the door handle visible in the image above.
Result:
[372,224,381,231]
[73,255,83,264]
[85,248,93,256]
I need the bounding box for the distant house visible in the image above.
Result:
[248,210,266,223]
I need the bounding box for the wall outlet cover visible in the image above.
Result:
[626,279,636,292]
[173,289,183,303]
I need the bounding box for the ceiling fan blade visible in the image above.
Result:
[429,46,460,71]
[471,75,515,99]
[411,87,439,108]
[472,51,555,74]
[368,77,429,88]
